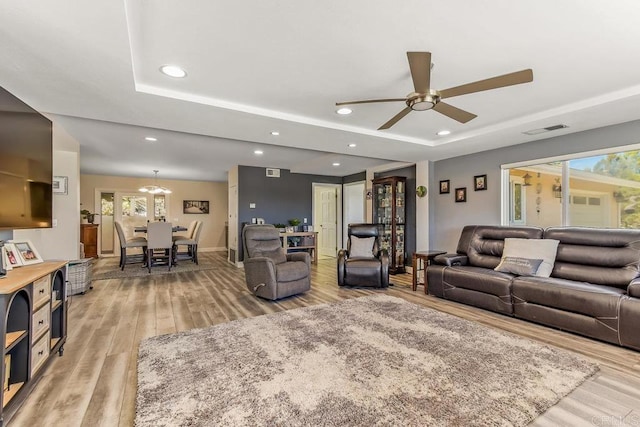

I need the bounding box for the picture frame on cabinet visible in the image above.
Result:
[11,240,43,266]
[455,187,467,203]
[3,243,21,268]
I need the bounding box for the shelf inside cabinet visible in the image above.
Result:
[2,381,24,408]
[4,331,27,352]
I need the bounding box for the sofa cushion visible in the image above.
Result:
[441,265,515,297]
[544,227,640,288]
[276,261,309,282]
[349,236,375,258]
[495,257,543,276]
[460,225,544,269]
[628,281,640,298]
[495,238,559,277]
[512,276,625,319]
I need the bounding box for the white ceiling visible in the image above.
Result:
[2,1,640,181]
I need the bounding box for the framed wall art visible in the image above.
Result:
[474,174,487,191]
[183,200,210,214]
[53,176,68,195]
[439,180,450,194]
[455,187,467,203]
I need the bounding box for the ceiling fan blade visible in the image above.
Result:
[407,52,431,94]
[432,102,477,123]
[336,98,405,106]
[439,69,533,99]
[378,107,412,130]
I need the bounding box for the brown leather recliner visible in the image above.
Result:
[337,224,389,288]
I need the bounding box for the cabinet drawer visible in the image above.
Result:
[33,275,51,309]
[31,334,50,375]
[32,303,50,343]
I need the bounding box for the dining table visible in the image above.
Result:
[134,225,188,233]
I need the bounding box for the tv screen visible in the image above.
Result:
[0,86,53,229]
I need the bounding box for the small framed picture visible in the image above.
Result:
[3,243,22,268]
[455,187,467,203]
[439,180,450,194]
[52,176,68,195]
[474,174,487,191]
[11,240,43,266]
[183,200,210,214]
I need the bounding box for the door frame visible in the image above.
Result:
[312,183,342,258]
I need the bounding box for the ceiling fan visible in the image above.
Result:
[336,52,533,130]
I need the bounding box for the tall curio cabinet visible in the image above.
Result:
[372,176,406,274]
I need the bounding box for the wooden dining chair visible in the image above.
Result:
[146,222,173,272]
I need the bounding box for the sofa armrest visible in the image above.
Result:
[337,249,348,285]
[287,251,310,268]
[243,257,277,293]
[628,277,640,298]
[379,249,390,288]
[433,253,468,266]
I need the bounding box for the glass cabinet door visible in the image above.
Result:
[372,176,406,274]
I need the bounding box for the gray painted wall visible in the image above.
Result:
[237,165,342,259]
[343,171,366,184]
[374,165,416,266]
[429,119,640,252]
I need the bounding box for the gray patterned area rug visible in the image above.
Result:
[92,252,221,281]
[136,295,598,426]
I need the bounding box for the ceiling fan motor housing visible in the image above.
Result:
[407,90,440,111]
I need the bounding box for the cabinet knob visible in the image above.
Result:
[38,320,44,325]
[39,289,45,294]
[38,350,44,356]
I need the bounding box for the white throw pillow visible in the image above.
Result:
[495,238,559,278]
[349,236,376,258]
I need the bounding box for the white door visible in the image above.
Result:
[343,182,366,247]
[314,184,339,258]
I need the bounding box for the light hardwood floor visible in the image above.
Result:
[9,252,640,426]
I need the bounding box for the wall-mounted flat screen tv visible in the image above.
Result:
[0,85,53,229]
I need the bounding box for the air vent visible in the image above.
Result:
[523,124,569,135]
[266,168,280,178]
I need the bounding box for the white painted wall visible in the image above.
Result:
[342,181,365,248]
[14,122,80,260]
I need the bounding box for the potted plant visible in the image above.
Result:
[288,218,301,232]
[274,223,287,233]
[81,209,95,224]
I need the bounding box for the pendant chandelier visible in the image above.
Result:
[139,170,172,194]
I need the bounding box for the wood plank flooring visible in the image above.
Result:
[9,252,640,426]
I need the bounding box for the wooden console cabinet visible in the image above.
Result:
[80,224,99,258]
[279,232,318,263]
[0,261,67,426]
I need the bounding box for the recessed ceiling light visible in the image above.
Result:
[332,162,340,166]
[159,65,187,78]
[336,107,352,115]
[348,143,357,148]
[145,136,158,142]
[270,131,280,136]
[436,130,451,136]
[254,150,263,155]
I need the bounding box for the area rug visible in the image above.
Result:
[92,253,219,280]
[136,295,598,426]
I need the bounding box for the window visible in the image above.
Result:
[503,147,640,228]
[154,195,166,220]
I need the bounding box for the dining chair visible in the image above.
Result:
[172,220,197,243]
[115,221,147,271]
[146,222,173,272]
[174,221,203,264]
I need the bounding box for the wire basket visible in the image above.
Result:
[67,258,93,296]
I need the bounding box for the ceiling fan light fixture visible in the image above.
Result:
[159,65,187,78]
[407,91,439,111]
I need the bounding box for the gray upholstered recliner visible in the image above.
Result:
[242,224,311,300]
[337,223,389,288]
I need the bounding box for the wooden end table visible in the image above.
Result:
[412,250,446,293]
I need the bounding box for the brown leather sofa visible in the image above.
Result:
[427,225,640,351]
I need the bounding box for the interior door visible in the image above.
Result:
[318,186,337,258]
[342,182,365,248]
